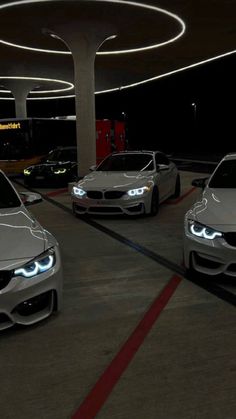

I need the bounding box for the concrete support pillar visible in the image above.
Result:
[4,80,38,119]
[46,22,116,177]
[13,88,28,119]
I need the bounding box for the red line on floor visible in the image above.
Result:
[45,188,68,197]
[166,186,196,205]
[72,274,182,419]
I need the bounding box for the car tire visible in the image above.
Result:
[172,174,181,198]
[150,187,159,216]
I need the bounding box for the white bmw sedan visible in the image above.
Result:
[72,151,180,216]
[0,171,63,331]
[184,152,236,277]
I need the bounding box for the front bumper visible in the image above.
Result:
[24,172,70,186]
[72,195,148,215]
[184,231,236,277]
[0,247,63,330]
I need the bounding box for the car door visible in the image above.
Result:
[155,152,175,201]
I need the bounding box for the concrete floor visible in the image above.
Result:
[0,171,235,419]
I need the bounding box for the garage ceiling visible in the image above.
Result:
[0,0,235,100]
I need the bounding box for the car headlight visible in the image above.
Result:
[72,186,86,197]
[127,186,150,197]
[24,168,32,175]
[14,248,56,278]
[188,220,222,240]
[53,168,67,174]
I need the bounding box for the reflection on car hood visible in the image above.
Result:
[190,187,236,229]
[0,206,46,263]
[78,171,154,189]
[32,161,74,169]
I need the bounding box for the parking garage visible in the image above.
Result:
[0,161,233,419]
[0,1,236,418]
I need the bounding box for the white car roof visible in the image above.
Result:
[222,152,236,161]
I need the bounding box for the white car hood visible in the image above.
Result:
[0,206,46,264]
[78,171,154,189]
[190,187,236,229]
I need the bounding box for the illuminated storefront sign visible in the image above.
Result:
[0,122,21,130]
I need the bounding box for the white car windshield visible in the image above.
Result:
[97,154,154,171]
[209,160,236,188]
[0,173,21,208]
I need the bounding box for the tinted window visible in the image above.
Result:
[0,172,21,208]
[155,153,169,166]
[46,148,77,162]
[97,154,154,171]
[0,136,33,159]
[209,160,236,188]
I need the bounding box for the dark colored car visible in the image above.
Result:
[23,146,78,187]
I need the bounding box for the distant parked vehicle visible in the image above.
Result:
[0,117,127,175]
[71,150,180,216]
[23,146,78,186]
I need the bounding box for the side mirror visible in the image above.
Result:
[191,177,208,189]
[157,164,169,171]
[20,192,42,206]
[89,165,97,171]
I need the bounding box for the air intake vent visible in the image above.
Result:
[224,232,236,247]
[0,271,12,290]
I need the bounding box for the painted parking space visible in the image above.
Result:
[72,274,182,419]
[45,188,68,197]
[14,173,236,300]
[1,192,183,419]
[7,172,236,419]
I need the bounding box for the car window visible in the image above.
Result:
[97,154,154,171]
[46,149,77,162]
[155,153,170,166]
[0,172,21,208]
[209,160,236,188]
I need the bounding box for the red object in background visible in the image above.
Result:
[113,120,126,152]
[96,120,112,164]
[0,117,127,173]
[96,119,126,164]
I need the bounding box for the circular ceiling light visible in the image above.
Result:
[0,0,186,55]
[0,49,235,101]
[96,49,236,92]
[0,76,74,100]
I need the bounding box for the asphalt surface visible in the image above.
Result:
[0,168,235,419]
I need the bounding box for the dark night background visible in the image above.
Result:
[0,53,235,157]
